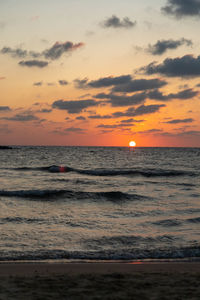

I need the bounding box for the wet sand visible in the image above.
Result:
[0,262,199,299]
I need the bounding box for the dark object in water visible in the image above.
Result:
[0,146,13,150]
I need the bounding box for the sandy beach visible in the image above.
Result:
[0,262,199,299]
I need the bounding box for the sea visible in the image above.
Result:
[0,146,200,262]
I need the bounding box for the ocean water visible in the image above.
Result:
[0,146,199,261]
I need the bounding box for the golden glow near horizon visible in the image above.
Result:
[0,0,200,147]
[129,141,136,147]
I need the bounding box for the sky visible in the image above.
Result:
[1,0,200,147]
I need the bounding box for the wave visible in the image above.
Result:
[150,217,200,227]
[0,189,147,201]
[0,217,44,225]
[152,219,182,227]
[84,234,177,248]
[0,245,199,261]
[6,165,197,177]
[187,217,200,224]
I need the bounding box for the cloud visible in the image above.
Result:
[112,104,165,117]
[1,113,39,121]
[142,55,200,77]
[52,127,85,135]
[88,114,112,119]
[0,106,11,111]
[58,80,68,86]
[19,60,48,68]
[37,108,52,113]
[147,38,192,55]
[96,123,135,129]
[164,118,194,124]
[33,81,43,86]
[161,130,200,137]
[0,77,6,80]
[95,92,146,107]
[76,116,86,120]
[161,0,200,18]
[74,78,89,89]
[1,41,84,61]
[148,88,198,101]
[120,118,144,123]
[43,41,84,60]
[1,47,40,58]
[74,75,132,89]
[52,99,98,113]
[112,78,167,93]
[102,15,136,29]
[136,129,163,134]
[64,127,85,133]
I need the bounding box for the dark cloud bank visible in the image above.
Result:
[142,55,200,77]
[162,0,200,18]
[75,75,167,92]
[52,99,98,114]
[148,88,198,101]
[0,106,11,111]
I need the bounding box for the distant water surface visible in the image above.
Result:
[0,146,199,261]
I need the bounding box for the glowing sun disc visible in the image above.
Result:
[129,141,136,147]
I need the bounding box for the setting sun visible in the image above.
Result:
[129,141,136,147]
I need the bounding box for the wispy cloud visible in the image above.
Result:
[88,114,112,119]
[1,113,39,121]
[53,127,86,135]
[164,118,194,124]
[136,129,163,134]
[96,123,135,129]
[112,104,165,117]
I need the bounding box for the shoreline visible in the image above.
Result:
[0,261,199,299]
[0,261,200,277]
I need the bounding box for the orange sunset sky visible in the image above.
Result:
[0,0,200,147]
